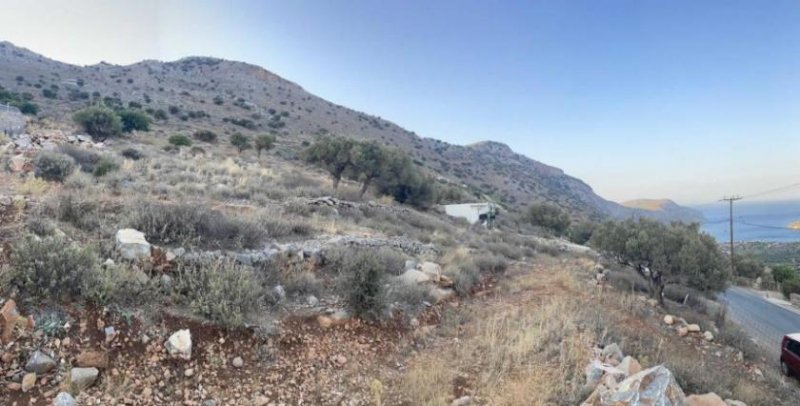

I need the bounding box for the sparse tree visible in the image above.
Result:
[349,141,385,196]
[119,109,151,133]
[73,106,123,141]
[303,136,357,189]
[230,132,251,154]
[254,134,276,158]
[590,218,727,304]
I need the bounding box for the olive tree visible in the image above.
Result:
[524,203,571,235]
[254,134,276,157]
[590,218,727,304]
[303,136,357,189]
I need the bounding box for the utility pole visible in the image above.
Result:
[720,195,742,274]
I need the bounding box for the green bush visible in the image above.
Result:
[119,109,151,132]
[87,264,158,306]
[474,254,508,274]
[175,260,264,327]
[10,237,99,300]
[193,130,218,143]
[282,271,323,297]
[35,151,75,182]
[782,277,800,299]
[230,132,250,153]
[168,134,192,147]
[73,106,123,140]
[524,203,571,235]
[446,261,480,296]
[121,148,143,160]
[130,203,264,249]
[772,264,796,284]
[26,217,55,237]
[60,145,101,173]
[255,133,276,157]
[93,157,119,177]
[53,194,99,230]
[336,249,387,320]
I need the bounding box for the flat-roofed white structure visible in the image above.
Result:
[443,202,499,225]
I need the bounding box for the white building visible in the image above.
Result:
[443,202,499,226]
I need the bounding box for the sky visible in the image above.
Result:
[1,0,799,205]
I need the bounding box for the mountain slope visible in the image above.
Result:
[621,198,704,223]
[1,40,640,219]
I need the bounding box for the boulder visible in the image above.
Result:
[8,154,27,172]
[601,343,624,364]
[724,400,747,406]
[115,229,151,260]
[398,269,431,285]
[677,326,689,337]
[687,324,701,333]
[165,329,192,360]
[55,391,77,406]
[70,367,99,389]
[593,365,685,406]
[663,315,674,325]
[616,356,641,377]
[76,350,109,369]
[418,262,442,281]
[687,392,726,406]
[25,350,56,373]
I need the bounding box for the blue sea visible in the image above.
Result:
[696,200,800,242]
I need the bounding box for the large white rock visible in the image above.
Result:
[595,365,685,405]
[165,329,192,360]
[417,262,442,281]
[70,367,99,389]
[398,269,431,285]
[115,229,151,260]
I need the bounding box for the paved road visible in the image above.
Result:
[720,287,800,357]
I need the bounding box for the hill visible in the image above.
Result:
[1,40,646,219]
[621,198,705,223]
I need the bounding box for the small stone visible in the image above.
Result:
[104,326,117,343]
[686,392,726,406]
[663,315,674,325]
[7,382,21,391]
[687,324,701,333]
[452,396,471,406]
[141,334,150,344]
[232,357,244,368]
[25,350,56,373]
[703,331,715,341]
[184,368,194,377]
[332,354,347,366]
[142,387,153,398]
[677,326,689,337]
[317,316,333,328]
[55,391,77,406]
[306,295,319,307]
[21,372,36,392]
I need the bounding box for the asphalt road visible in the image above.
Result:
[720,287,800,357]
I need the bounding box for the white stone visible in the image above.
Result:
[55,391,77,406]
[703,331,714,341]
[663,315,674,325]
[115,229,151,260]
[398,269,431,285]
[70,367,99,389]
[165,329,192,360]
[417,262,442,280]
[687,324,701,333]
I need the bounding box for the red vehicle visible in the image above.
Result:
[780,334,800,376]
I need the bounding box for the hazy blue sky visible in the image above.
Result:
[2,0,799,204]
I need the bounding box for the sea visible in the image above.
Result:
[696,200,800,243]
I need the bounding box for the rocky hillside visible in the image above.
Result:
[621,198,704,223]
[1,40,644,219]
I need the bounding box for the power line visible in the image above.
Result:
[736,218,800,232]
[741,182,800,199]
[719,195,742,274]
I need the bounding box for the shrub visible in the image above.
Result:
[474,254,508,274]
[130,203,264,249]
[568,221,596,244]
[254,133,276,157]
[446,261,480,296]
[93,157,119,177]
[121,148,143,160]
[282,271,323,297]
[26,216,55,236]
[782,277,800,299]
[175,259,264,326]
[230,132,250,153]
[87,264,158,306]
[524,203,571,235]
[53,194,99,230]
[772,264,796,284]
[73,106,123,140]
[193,130,218,143]
[35,151,75,182]
[336,249,387,320]
[168,134,192,147]
[10,237,99,300]
[118,109,151,132]
[60,145,101,172]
